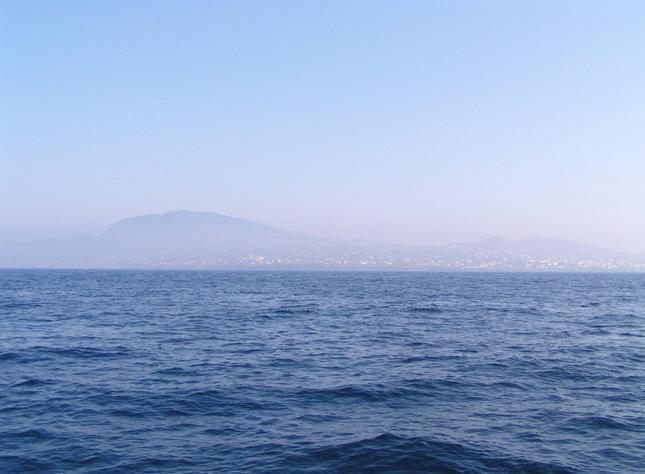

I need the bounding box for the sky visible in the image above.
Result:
[2,1,645,251]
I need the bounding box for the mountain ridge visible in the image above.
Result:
[2,210,644,271]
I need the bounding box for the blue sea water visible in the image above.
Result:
[0,270,644,473]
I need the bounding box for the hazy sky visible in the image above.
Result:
[2,1,645,251]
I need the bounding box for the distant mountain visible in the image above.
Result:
[1,211,644,271]
[102,210,314,258]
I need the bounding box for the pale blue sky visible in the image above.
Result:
[2,1,645,250]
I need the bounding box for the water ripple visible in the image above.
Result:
[0,270,644,473]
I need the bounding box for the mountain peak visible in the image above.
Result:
[104,210,273,236]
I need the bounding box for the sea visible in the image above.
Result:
[0,270,643,473]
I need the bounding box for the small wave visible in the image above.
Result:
[11,378,50,388]
[108,456,199,472]
[292,379,470,404]
[405,306,443,314]
[268,357,308,368]
[594,312,638,320]
[271,307,316,315]
[563,415,633,431]
[296,414,340,423]
[154,367,194,376]
[400,355,462,363]
[535,366,589,381]
[37,346,132,359]
[0,345,131,362]
[298,385,384,402]
[4,429,52,440]
[487,380,529,391]
[0,351,20,361]
[0,455,53,472]
[0,301,41,310]
[165,389,270,415]
[287,433,575,473]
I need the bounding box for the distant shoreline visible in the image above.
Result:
[2,267,645,274]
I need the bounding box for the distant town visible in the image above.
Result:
[122,253,645,271]
[3,211,645,271]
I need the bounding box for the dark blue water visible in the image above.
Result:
[1,271,644,473]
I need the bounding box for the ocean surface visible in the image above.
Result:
[0,270,643,473]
